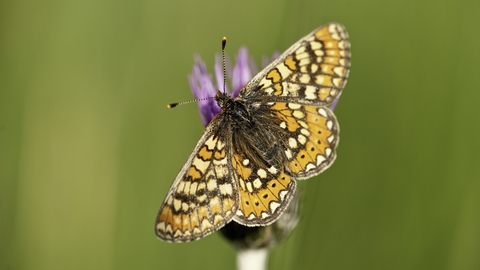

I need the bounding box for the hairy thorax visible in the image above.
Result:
[216,92,288,171]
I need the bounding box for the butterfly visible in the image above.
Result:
[156,23,350,242]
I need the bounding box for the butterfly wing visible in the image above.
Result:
[238,23,349,179]
[268,102,339,179]
[228,101,338,226]
[231,149,297,226]
[240,23,350,106]
[157,23,350,241]
[155,116,239,242]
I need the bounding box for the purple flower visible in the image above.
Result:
[188,56,221,126]
[189,47,277,126]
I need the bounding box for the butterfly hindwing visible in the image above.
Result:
[231,153,296,226]
[267,102,339,179]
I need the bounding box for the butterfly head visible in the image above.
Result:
[214,90,231,109]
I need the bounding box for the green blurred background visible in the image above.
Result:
[1,0,480,269]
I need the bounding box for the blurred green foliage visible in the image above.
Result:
[1,0,480,269]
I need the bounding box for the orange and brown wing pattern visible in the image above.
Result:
[157,23,349,243]
[241,23,350,106]
[230,153,296,226]
[155,127,239,242]
[268,102,339,179]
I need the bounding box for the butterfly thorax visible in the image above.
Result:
[215,90,252,127]
[214,91,289,171]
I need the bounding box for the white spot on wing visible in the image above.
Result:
[239,179,246,190]
[326,120,333,130]
[288,103,301,109]
[298,74,310,83]
[257,169,267,178]
[305,163,315,172]
[207,179,217,191]
[216,139,225,150]
[299,58,310,66]
[334,66,345,76]
[296,46,306,54]
[310,41,322,50]
[157,222,166,232]
[201,219,212,230]
[325,148,332,157]
[219,183,233,195]
[285,149,293,159]
[289,138,298,149]
[182,202,188,212]
[327,135,335,143]
[296,52,309,59]
[197,194,207,203]
[293,110,305,119]
[165,224,173,234]
[301,128,310,136]
[264,87,274,95]
[246,182,253,193]
[270,201,281,213]
[253,178,262,189]
[268,166,278,174]
[305,85,317,100]
[318,108,328,117]
[173,199,181,211]
[328,24,336,33]
[283,82,301,95]
[277,64,292,78]
[297,134,307,145]
[333,78,342,87]
[316,155,326,165]
[174,229,183,238]
[204,135,218,150]
[315,75,325,84]
[193,157,209,173]
[177,181,185,193]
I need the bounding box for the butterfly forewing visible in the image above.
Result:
[155,122,239,242]
[241,23,350,107]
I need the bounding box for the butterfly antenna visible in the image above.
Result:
[222,37,227,94]
[167,37,227,109]
[167,97,213,109]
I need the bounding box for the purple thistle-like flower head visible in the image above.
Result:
[189,47,272,126]
[188,56,222,126]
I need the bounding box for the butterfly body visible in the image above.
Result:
[156,23,350,242]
